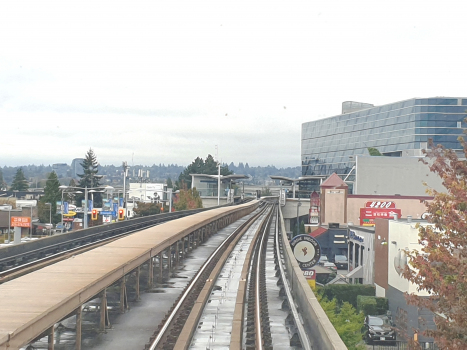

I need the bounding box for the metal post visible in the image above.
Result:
[29,205,32,238]
[60,190,64,232]
[7,206,11,243]
[84,186,88,229]
[296,197,301,236]
[217,163,221,206]
[123,162,128,220]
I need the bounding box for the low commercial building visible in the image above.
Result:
[374,217,435,343]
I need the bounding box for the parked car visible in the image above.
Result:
[319,255,329,263]
[320,261,337,272]
[333,255,348,270]
[363,315,396,344]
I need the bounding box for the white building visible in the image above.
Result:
[128,183,168,204]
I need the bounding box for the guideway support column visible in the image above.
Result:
[120,276,129,313]
[76,306,82,350]
[47,325,54,350]
[135,267,141,301]
[100,288,110,332]
[148,258,154,288]
[168,246,172,272]
[158,252,163,283]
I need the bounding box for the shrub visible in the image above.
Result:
[357,295,389,315]
[320,284,375,308]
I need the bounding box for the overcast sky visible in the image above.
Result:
[1,0,467,168]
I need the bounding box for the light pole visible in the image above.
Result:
[296,196,302,237]
[27,205,33,238]
[59,185,67,232]
[7,205,11,243]
[45,202,52,235]
[122,161,129,220]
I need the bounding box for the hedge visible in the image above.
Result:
[357,295,389,315]
[320,284,375,308]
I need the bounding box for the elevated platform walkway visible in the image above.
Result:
[0,202,258,350]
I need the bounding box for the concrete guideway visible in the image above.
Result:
[0,202,259,350]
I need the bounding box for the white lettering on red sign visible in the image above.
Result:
[366,201,395,209]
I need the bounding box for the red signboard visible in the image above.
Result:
[360,208,402,226]
[302,269,316,280]
[11,216,31,228]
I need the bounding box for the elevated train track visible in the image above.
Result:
[0,199,346,350]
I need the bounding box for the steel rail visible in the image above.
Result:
[254,211,269,350]
[148,204,269,350]
[274,206,312,350]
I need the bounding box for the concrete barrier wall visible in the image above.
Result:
[279,208,347,350]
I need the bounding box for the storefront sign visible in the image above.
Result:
[349,230,364,243]
[290,234,321,269]
[303,269,316,289]
[11,216,31,228]
[365,201,395,209]
[360,207,402,226]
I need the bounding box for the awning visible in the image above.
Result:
[346,265,363,279]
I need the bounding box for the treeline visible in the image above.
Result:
[0,162,301,188]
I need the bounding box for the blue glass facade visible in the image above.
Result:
[301,97,467,179]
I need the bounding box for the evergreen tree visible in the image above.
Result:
[166,177,173,189]
[76,149,103,207]
[177,154,233,189]
[39,171,61,224]
[367,147,383,156]
[10,168,29,191]
[0,169,6,190]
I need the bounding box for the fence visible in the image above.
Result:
[368,341,438,350]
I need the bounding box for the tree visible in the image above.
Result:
[63,179,78,204]
[133,202,161,217]
[402,138,467,348]
[0,168,6,190]
[367,147,383,156]
[261,186,272,196]
[39,172,61,224]
[177,154,233,189]
[173,185,203,211]
[10,168,29,191]
[317,295,365,349]
[166,177,173,189]
[77,149,103,207]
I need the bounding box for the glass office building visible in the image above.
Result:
[301,97,467,181]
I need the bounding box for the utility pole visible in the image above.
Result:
[216,145,220,206]
[122,162,129,220]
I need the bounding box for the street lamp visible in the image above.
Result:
[59,185,67,231]
[296,196,302,237]
[45,202,52,235]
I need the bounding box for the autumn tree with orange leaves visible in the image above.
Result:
[403,138,467,349]
[173,182,203,211]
